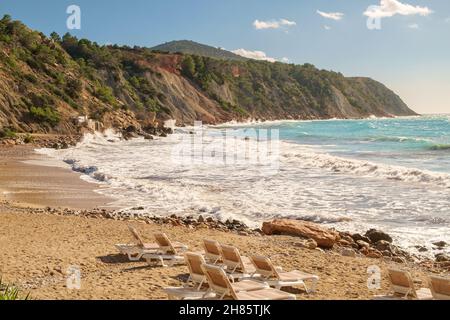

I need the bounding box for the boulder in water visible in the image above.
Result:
[365,229,393,244]
[433,241,447,248]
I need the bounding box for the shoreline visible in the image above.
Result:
[2,141,449,261]
[0,145,116,210]
[209,114,430,129]
[0,143,448,300]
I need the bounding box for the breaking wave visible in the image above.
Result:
[284,143,450,188]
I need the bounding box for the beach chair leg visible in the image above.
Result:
[159,257,169,267]
[127,252,142,261]
[185,275,192,286]
[275,284,282,290]
[197,279,205,290]
[306,278,318,294]
[302,282,309,293]
[202,288,213,299]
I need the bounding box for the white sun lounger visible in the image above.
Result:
[163,252,269,300]
[143,232,188,267]
[203,239,223,264]
[202,264,296,300]
[115,225,159,261]
[429,275,450,300]
[220,244,257,280]
[374,268,432,300]
[250,255,319,293]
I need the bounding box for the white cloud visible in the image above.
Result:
[232,49,277,62]
[279,19,296,27]
[281,57,290,63]
[253,19,297,30]
[317,10,344,21]
[364,0,433,19]
[324,25,331,30]
[408,23,419,29]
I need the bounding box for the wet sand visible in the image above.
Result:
[0,145,115,209]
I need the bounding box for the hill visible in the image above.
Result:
[152,40,246,61]
[0,16,417,136]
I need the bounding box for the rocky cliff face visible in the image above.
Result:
[0,17,417,136]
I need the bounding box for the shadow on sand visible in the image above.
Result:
[97,254,132,264]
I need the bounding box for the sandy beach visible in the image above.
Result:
[0,145,447,300]
[0,145,115,209]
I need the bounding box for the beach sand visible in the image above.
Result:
[0,145,440,300]
[0,145,115,210]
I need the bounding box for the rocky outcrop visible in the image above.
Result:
[337,230,418,264]
[365,229,393,243]
[262,219,339,248]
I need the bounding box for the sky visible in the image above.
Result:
[0,0,449,114]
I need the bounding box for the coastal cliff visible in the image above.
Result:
[0,16,417,136]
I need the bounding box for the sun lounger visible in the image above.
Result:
[220,245,257,280]
[143,232,188,267]
[115,225,159,261]
[203,239,222,264]
[250,255,319,293]
[185,252,208,290]
[202,264,296,300]
[429,275,450,300]
[163,287,215,300]
[374,269,432,300]
[163,252,268,300]
[153,232,188,254]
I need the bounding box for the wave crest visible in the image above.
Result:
[284,143,450,188]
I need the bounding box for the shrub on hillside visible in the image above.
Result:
[0,128,17,139]
[94,85,116,105]
[65,78,83,99]
[29,106,60,126]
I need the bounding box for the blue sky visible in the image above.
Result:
[1,0,449,114]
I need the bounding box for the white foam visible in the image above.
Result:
[37,128,450,257]
[283,142,450,188]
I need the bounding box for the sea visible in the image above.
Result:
[38,115,450,256]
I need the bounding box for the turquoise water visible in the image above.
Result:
[261,115,450,174]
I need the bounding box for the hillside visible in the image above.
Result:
[0,16,417,136]
[152,40,246,61]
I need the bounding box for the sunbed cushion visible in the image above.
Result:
[278,270,318,282]
[416,288,433,300]
[231,280,268,292]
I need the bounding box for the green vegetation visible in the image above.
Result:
[65,78,83,99]
[29,106,60,126]
[0,128,17,139]
[0,278,29,300]
[23,133,34,144]
[0,15,415,133]
[94,84,116,105]
[151,40,246,61]
[181,56,196,79]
